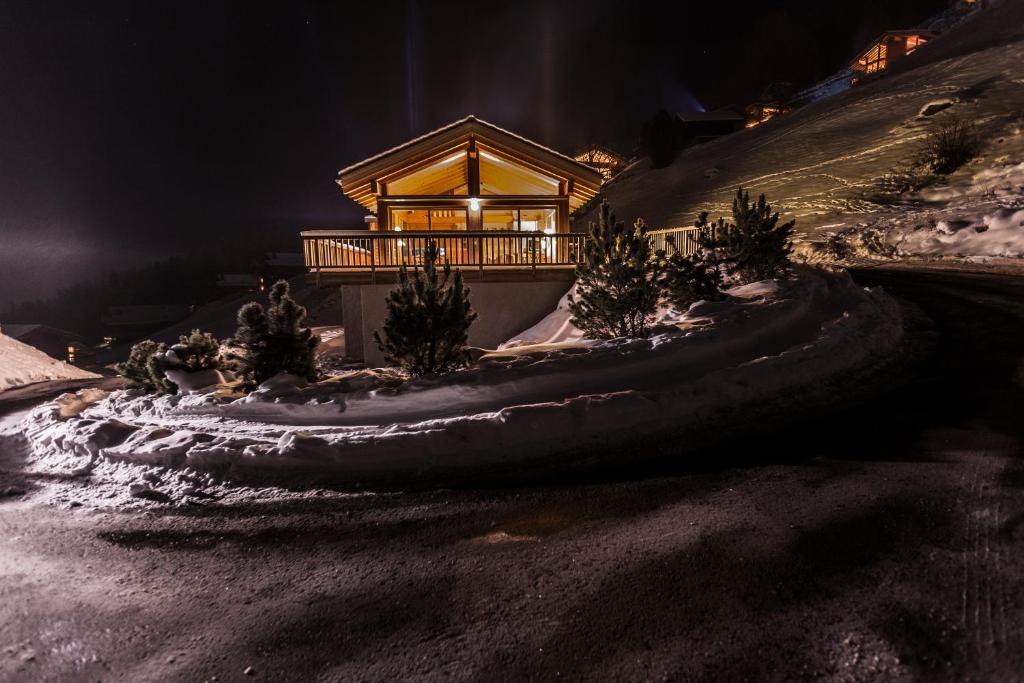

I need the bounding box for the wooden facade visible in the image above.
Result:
[338,116,601,234]
[306,116,604,281]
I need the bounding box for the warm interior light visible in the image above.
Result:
[469,197,480,211]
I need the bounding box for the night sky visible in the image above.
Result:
[0,0,948,310]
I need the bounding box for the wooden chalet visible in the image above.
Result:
[303,116,603,285]
[302,116,605,363]
[573,145,627,182]
[850,30,938,83]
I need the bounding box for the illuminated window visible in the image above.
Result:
[390,208,430,231]
[482,207,557,231]
[860,43,887,74]
[389,207,467,231]
[483,209,517,231]
[905,35,926,53]
[429,208,467,231]
[386,150,468,196]
[479,148,561,196]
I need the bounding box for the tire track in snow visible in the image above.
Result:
[959,453,1013,662]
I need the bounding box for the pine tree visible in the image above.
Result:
[713,188,795,284]
[659,218,725,310]
[116,339,163,392]
[569,200,663,339]
[373,240,477,376]
[167,329,221,372]
[228,280,319,386]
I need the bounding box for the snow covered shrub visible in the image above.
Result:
[166,329,221,372]
[141,329,226,394]
[922,119,980,175]
[569,200,664,339]
[227,279,320,387]
[659,226,724,310]
[116,339,172,393]
[710,188,795,284]
[373,240,477,376]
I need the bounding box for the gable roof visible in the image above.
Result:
[337,116,603,211]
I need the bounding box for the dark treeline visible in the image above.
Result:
[1,240,278,343]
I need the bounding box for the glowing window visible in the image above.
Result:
[479,149,560,196]
[387,151,468,196]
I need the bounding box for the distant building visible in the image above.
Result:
[850,30,938,84]
[745,83,795,127]
[0,323,96,366]
[675,109,746,143]
[573,145,627,182]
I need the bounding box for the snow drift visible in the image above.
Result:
[0,332,99,392]
[13,267,903,492]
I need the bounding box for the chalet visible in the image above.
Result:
[850,30,938,83]
[302,115,604,365]
[573,145,627,182]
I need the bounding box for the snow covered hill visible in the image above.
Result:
[0,332,99,392]
[594,0,1024,261]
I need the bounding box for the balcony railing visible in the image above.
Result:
[301,227,708,273]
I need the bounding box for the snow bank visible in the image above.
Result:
[13,267,903,494]
[0,333,99,392]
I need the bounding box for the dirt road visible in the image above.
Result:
[1,268,1023,682]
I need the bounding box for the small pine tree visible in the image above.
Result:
[168,329,221,372]
[659,221,725,310]
[569,200,664,339]
[373,241,477,376]
[228,280,319,386]
[116,339,163,392]
[713,188,795,284]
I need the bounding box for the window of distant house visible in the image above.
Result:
[860,43,887,74]
[905,35,926,53]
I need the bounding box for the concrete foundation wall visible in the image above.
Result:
[342,280,572,367]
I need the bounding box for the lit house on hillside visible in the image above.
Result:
[850,30,937,83]
[302,116,604,364]
[573,145,626,182]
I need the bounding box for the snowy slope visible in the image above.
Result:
[0,332,99,392]
[592,0,1024,260]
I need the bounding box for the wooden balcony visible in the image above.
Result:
[302,227,705,285]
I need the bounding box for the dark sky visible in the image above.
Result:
[0,0,948,310]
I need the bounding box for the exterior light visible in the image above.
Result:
[469,198,480,212]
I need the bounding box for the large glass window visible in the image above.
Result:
[479,148,561,196]
[519,208,557,233]
[482,209,517,231]
[389,207,467,231]
[390,208,430,231]
[482,207,557,232]
[387,150,468,196]
[430,208,467,231]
